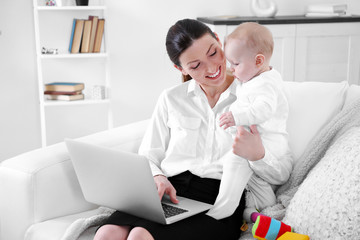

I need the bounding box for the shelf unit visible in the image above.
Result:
[33,0,113,147]
[37,6,107,10]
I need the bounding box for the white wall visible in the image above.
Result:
[107,0,254,126]
[1,0,359,161]
[107,0,360,126]
[0,0,42,161]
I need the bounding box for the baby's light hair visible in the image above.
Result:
[227,22,274,59]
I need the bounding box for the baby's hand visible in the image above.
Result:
[219,111,235,130]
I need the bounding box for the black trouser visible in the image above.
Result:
[101,171,246,240]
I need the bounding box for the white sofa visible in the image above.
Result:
[1,81,360,240]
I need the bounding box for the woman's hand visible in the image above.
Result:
[154,175,179,204]
[232,125,265,161]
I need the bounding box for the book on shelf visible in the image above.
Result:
[305,4,348,17]
[305,12,350,17]
[46,94,85,101]
[70,19,85,53]
[81,19,92,53]
[68,19,76,53]
[88,16,99,53]
[68,16,105,54]
[45,82,85,92]
[44,90,82,95]
[93,19,105,53]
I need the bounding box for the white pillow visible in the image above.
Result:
[284,81,348,161]
[283,127,360,239]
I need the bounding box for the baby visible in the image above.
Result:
[221,22,292,223]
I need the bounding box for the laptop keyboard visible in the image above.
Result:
[161,203,188,218]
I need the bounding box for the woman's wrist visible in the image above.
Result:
[154,174,167,178]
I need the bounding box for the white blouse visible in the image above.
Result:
[138,79,292,184]
[231,68,289,137]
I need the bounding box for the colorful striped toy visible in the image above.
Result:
[252,215,293,240]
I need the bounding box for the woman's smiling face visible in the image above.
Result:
[178,33,227,88]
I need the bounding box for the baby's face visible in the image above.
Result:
[225,38,259,83]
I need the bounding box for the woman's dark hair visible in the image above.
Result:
[166,19,217,82]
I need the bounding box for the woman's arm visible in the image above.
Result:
[138,91,170,176]
[233,125,293,185]
[138,91,180,203]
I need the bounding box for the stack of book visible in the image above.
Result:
[305,4,348,17]
[69,15,105,54]
[44,82,85,101]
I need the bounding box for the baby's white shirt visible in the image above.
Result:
[230,68,289,139]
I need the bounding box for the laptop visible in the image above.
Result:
[65,139,213,225]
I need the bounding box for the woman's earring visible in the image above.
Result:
[214,32,220,43]
[174,64,182,71]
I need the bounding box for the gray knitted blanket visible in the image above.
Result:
[61,98,360,240]
[262,97,360,219]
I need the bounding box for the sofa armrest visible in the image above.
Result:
[0,143,95,240]
[0,119,149,240]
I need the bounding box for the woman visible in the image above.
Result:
[94,19,276,240]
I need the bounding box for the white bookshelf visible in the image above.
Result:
[37,6,106,10]
[44,98,110,106]
[33,0,113,147]
[40,52,108,59]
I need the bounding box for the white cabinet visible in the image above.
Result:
[33,0,112,146]
[294,23,360,84]
[199,17,360,85]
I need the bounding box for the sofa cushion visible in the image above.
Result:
[283,81,348,161]
[343,84,360,109]
[78,119,150,153]
[282,127,360,239]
